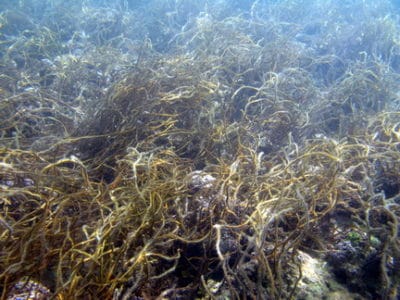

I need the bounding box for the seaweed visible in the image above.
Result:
[1,0,400,299]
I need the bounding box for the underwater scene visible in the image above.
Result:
[1,0,400,299]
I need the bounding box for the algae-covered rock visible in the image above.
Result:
[295,251,359,300]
